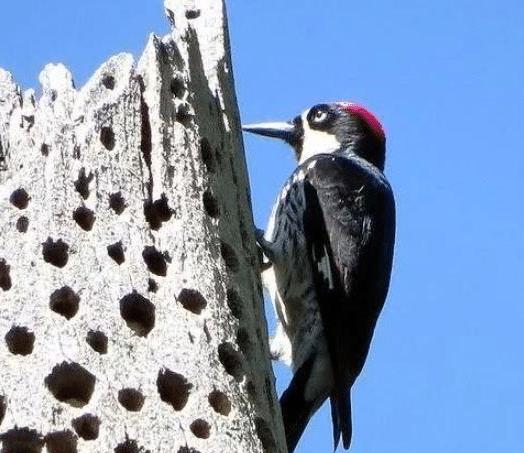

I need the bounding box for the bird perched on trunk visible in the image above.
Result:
[243,102,395,452]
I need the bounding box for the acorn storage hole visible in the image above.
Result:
[45,430,78,453]
[16,216,29,233]
[177,289,207,315]
[202,190,220,218]
[41,143,50,156]
[156,368,192,411]
[226,288,242,319]
[100,126,115,150]
[74,168,93,200]
[0,259,12,291]
[9,188,30,210]
[208,390,231,416]
[49,287,79,320]
[73,206,95,231]
[102,75,115,90]
[170,77,185,98]
[236,328,252,356]
[185,9,201,19]
[109,192,126,215]
[86,330,108,354]
[114,439,143,453]
[5,326,35,356]
[217,342,244,381]
[0,427,44,453]
[189,419,210,440]
[148,279,158,293]
[142,246,168,276]
[175,104,192,126]
[44,362,96,408]
[143,195,173,230]
[0,395,5,426]
[118,388,145,412]
[71,414,100,441]
[177,448,201,453]
[200,138,215,173]
[119,292,155,337]
[42,238,69,268]
[107,241,125,265]
[255,417,276,453]
[220,241,239,272]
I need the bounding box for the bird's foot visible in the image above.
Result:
[255,228,275,266]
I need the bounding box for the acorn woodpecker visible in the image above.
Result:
[243,102,395,452]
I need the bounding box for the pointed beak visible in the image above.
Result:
[242,121,297,144]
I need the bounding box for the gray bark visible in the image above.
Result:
[0,1,286,452]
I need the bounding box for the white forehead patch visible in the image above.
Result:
[299,110,341,164]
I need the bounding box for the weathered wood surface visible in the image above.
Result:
[0,1,286,451]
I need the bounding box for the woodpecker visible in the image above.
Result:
[243,102,395,452]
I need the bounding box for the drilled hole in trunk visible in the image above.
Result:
[218,342,244,381]
[208,390,231,416]
[73,206,95,231]
[49,287,80,320]
[109,192,126,214]
[118,388,145,412]
[16,216,29,233]
[142,246,167,276]
[220,242,239,272]
[107,242,125,265]
[189,419,210,439]
[100,127,115,150]
[177,289,207,315]
[44,362,96,408]
[10,188,30,209]
[86,330,108,355]
[0,428,43,453]
[5,326,35,356]
[71,414,100,441]
[0,259,12,291]
[45,430,78,453]
[42,238,69,268]
[119,292,155,337]
[156,369,192,411]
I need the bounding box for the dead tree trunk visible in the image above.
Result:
[0,1,286,452]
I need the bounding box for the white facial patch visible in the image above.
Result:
[299,110,341,164]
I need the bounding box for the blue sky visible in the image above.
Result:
[2,1,524,452]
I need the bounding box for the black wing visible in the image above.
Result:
[302,154,395,449]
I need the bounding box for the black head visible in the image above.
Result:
[243,102,386,170]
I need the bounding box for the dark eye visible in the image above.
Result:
[312,109,328,124]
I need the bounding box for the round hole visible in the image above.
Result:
[42,238,69,268]
[5,326,35,356]
[100,127,115,150]
[156,368,192,411]
[10,188,30,209]
[177,289,207,315]
[208,390,231,416]
[118,388,145,412]
[86,330,108,355]
[71,413,100,441]
[49,287,80,320]
[44,362,96,408]
[189,419,210,439]
[73,206,95,231]
[16,216,29,233]
[119,292,155,337]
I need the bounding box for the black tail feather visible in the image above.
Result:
[280,355,317,453]
[330,390,352,450]
[330,397,341,449]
